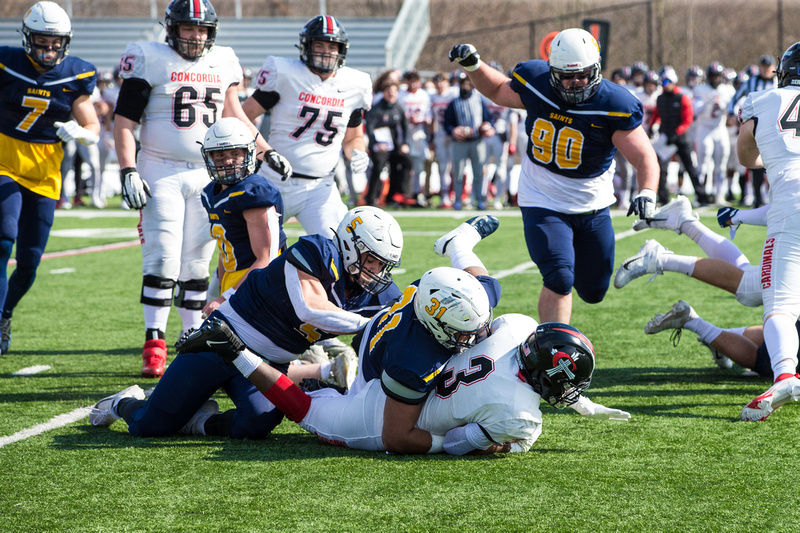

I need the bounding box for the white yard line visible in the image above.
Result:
[12,365,51,375]
[0,407,91,448]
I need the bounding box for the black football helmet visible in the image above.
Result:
[165,0,218,61]
[686,65,704,87]
[516,322,595,408]
[706,61,725,88]
[777,42,800,88]
[631,61,649,75]
[298,15,349,74]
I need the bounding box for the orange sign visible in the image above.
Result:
[539,31,560,61]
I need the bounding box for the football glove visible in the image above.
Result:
[350,149,370,173]
[570,395,631,421]
[448,44,482,71]
[264,149,292,181]
[717,206,741,240]
[54,120,99,146]
[627,189,656,219]
[120,167,151,209]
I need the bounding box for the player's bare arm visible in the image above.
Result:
[382,397,432,454]
[113,115,139,168]
[613,125,659,194]
[736,119,763,168]
[342,124,367,160]
[71,93,101,136]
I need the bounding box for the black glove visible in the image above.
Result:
[627,190,656,219]
[448,44,481,71]
[264,149,292,181]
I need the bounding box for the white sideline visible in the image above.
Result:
[13,365,51,375]
[0,407,90,449]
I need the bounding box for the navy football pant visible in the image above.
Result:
[0,175,56,317]
[521,206,614,303]
[121,351,286,439]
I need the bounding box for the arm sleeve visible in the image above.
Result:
[252,89,280,112]
[283,262,369,333]
[676,94,694,136]
[113,78,152,123]
[348,108,364,128]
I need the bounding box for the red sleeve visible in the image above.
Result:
[676,94,694,136]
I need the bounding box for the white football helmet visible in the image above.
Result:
[21,1,72,68]
[413,267,492,351]
[548,28,602,104]
[336,207,403,295]
[200,118,258,185]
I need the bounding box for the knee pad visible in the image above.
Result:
[574,285,608,304]
[174,278,209,310]
[542,267,574,296]
[141,275,175,307]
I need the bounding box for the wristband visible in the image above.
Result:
[428,434,445,454]
[233,348,263,378]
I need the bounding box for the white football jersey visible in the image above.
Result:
[481,95,510,134]
[253,56,372,178]
[693,83,736,130]
[430,86,458,129]
[118,42,243,163]
[417,313,543,452]
[740,86,800,219]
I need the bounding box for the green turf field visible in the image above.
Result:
[1,205,796,533]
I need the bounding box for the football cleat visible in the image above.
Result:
[613,240,672,289]
[740,374,800,422]
[0,317,11,355]
[174,317,245,361]
[633,195,697,234]
[717,206,741,240]
[434,215,499,257]
[698,338,733,369]
[89,385,146,427]
[328,349,358,391]
[180,398,220,435]
[644,300,698,335]
[141,339,167,378]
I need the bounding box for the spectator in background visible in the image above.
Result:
[428,72,458,208]
[729,55,777,208]
[399,70,432,206]
[443,74,494,210]
[652,69,709,206]
[481,61,513,210]
[364,80,410,207]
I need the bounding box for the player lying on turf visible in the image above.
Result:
[175,215,504,453]
[644,300,800,422]
[189,312,629,454]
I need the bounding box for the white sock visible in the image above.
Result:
[660,254,696,277]
[177,307,204,334]
[682,220,749,269]
[449,249,486,271]
[763,315,800,378]
[734,204,770,226]
[723,326,749,337]
[143,303,171,333]
[320,360,332,380]
[685,317,722,344]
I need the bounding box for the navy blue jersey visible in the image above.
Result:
[358,275,501,404]
[201,174,287,272]
[0,47,96,144]
[509,59,642,179]
[228,234,400,354]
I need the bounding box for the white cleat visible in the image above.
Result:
[644,300,699,335]
[740,375,800,422]
[434,215,499,257]
[633,195,698,235]
[89,385,146,427]
[614,240,672,289]
[180,399,220,435]
[699,338,733,370]
[329,349,358,391]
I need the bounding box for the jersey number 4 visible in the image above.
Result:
[779,94,800,136]
[530,117,585,169]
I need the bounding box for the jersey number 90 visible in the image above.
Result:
[530,118,584,169]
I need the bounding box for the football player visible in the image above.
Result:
[113,0,291,378]
[177,215,504,453]
[242,15,372,238]
[736,42,800,421]
[89,207,403,439]
[428,72,459,207]
[0,2,100,355]
[449,29,660,324]
[195,313,629,454]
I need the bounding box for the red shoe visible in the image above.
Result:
[141,339,167,378]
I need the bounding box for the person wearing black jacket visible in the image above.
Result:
[652,70,710,206]
[364,81,410,206]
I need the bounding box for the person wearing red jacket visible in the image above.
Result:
[652,69,710,206]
